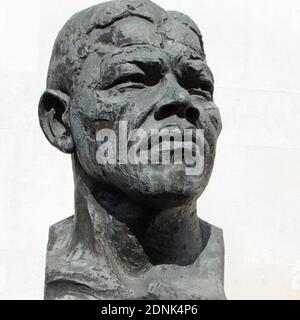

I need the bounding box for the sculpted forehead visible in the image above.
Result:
[161,19,203,55]
[90,17,162,48]
[89,16,203,55]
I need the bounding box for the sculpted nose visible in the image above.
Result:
[154,76,200,124]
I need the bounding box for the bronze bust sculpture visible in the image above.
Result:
[39,0,225,300]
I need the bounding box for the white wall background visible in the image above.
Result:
[0,0,299,300]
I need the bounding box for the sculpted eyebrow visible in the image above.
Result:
[127,58,164,76]
[181,60,214,85]
[176,60,214,97]
[185,60,213,78]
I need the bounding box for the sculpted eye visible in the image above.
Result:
[199,79,214,95]
[185,78,214,101]
[189,88,212,101]
[117,82,146,93]
[101,60,164,91]
[131,61,164,87]
[110,73,147,88]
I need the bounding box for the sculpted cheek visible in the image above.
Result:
[95,91,133,129]
[206,107,222,138]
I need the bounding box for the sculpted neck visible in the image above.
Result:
[71,156,203,269]
[134,204,203,266]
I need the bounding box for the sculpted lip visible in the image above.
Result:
[139,125,199,152]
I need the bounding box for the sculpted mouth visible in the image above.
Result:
[132,125,203,166]
[125,123,204,166]
[140,125,198,153]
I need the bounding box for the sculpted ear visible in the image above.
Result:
[38,90,75,154]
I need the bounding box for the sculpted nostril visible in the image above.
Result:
[154,103,199,123]
[185,107,200,124]
[154,104,179,121]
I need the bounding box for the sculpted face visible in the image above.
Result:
[69,17,221,206]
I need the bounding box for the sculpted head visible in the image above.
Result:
[39,0,222,209]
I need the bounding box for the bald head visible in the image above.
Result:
[47,0,206,95]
